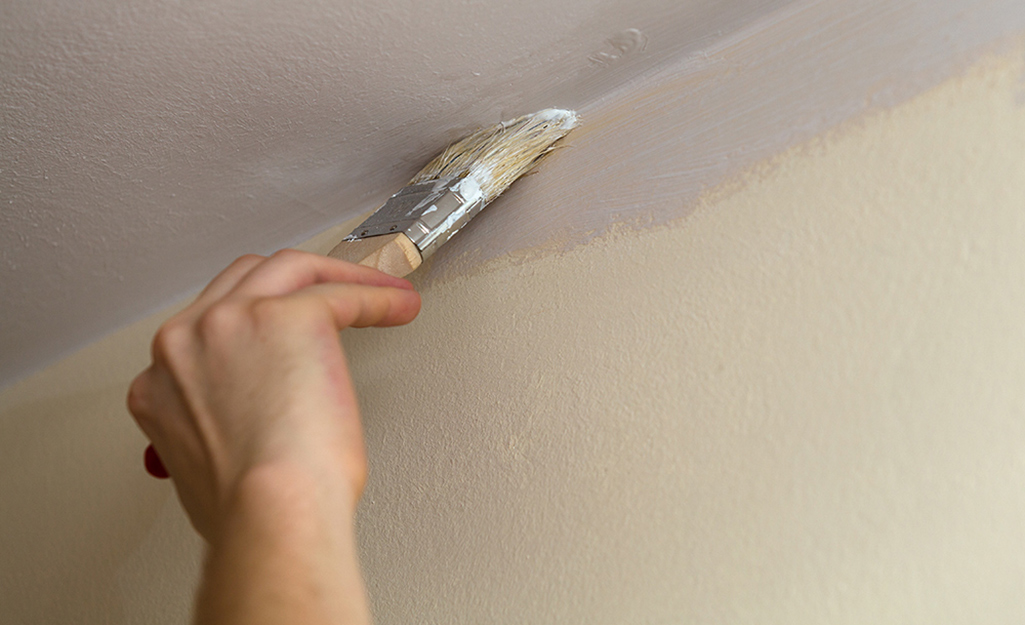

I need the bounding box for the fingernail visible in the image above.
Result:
[144,444,170,479]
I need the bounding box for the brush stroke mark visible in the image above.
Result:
[588,29,648,67]
[424,0,1025,284]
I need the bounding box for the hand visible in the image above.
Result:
[126,250,421,540]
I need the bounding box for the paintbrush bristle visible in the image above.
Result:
[409,109,578,202]
[335,109,578,267]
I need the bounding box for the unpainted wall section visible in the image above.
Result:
[348,50,1025,622]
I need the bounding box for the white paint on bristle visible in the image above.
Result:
[454,176,484,205]
[409,108,579,203]
[537,108,580,130]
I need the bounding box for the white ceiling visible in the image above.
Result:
[0,0,792,387]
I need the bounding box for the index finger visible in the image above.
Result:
[288,282,423,329]
[229,249,414,298]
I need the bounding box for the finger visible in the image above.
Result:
[127,365,198,460]
[192,254,267,308]
[165,255,267,329]
[127,369,181,480]
[230,249,414,298]
[126,366,160,425]
[287,282,422,329]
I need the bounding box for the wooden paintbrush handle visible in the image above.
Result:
[326,233,423,278]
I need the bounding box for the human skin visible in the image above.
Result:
[126,250,422,625]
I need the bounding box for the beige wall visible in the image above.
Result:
[348,48,1025,622]
[3,37,1025,625]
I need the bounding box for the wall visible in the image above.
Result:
[3,36,1025,622]
[4,0,1025,622]
[348,49,1025,622]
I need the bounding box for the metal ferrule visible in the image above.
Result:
[342,175,486,260]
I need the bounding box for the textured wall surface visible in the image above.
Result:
[2,36,1024,623]
[348,50,1025,622]
[3,0,1025,386]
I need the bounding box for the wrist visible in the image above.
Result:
[197,461,371,625]
[219,460,360,543]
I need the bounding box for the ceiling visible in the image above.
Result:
[0,0,793,387]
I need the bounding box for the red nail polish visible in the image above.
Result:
[144,444,170,479]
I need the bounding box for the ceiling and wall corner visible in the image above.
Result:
[3,0,1025,622]
[347,51,1025,620]
[0,0,796,387]
[4,0,1025,388]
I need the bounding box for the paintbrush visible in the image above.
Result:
[140,110,577,480]
[328,109,578,277]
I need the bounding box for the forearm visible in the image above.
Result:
[194,464,371,625]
